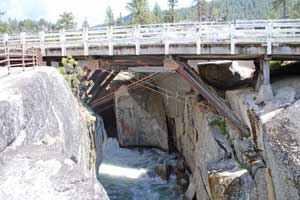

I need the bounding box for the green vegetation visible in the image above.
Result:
[57,55,93,100]
[166,0,178,23]
[105,6,115,26]
[82,18,90,28]
[55,12,77,30]
[116,13,125,26]
[1,0,300,34]
[126,0,152,24]
[239,163,248,169]
[153,3,163,23]
[209,119,230,138]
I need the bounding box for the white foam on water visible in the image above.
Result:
[99,138,181,200]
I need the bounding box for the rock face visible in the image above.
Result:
[264,100,300,200]
[175,98,257,200]
[0,67,109,200]
[226,76,300,200]
[115,85,169,151]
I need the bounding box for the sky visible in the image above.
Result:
[0,0,195,26]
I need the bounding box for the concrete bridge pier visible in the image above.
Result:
[256,58,274,104]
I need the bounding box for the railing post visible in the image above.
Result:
[39,31,45,56]
[83,27,89,56]
[6,47,10,75]
[195,22,201,55]
[20,32,26,71]
[163,23,170,55]
[32,48,35,67]
[135,25,141,55]
[107,26,113,56]
[230,21,236,55]
[20,32,26,47]
[267,21,273,55]
[60,29,66,56]
[3,33,8,46]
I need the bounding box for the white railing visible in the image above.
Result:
[1,19,300,56]
[0,47,41,75]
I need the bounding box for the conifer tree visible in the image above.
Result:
[127,0,152,24]
[105,6,115,26]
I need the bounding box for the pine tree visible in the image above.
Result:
[116,13,125,26]
[153,3,163,23]
[105,6,115,26]
[82,19,89,28]
[194,0,208,21]
[127,0,152,24]
[0,10,5,21]
[167,0,178,23]
[272,0,288,18]
[56,12,77,30]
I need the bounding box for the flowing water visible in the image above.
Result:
[99,138,182,200]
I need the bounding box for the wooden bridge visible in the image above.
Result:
[1,19,300,60]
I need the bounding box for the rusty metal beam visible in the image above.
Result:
[164,58,250,137]
[89,70,119,106]
[99,56,164,69]
[88,70,110,95]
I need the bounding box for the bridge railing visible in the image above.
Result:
[1,19,300,56]
[0,46,41,75]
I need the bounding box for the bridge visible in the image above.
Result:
[0,19,300,60]
[1,19,300,138]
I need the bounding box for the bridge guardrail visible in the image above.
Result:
[1,19,300,56]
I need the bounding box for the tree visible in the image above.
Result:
[82,18,89,28]
[166,0,178,23]
[127,0,152,24]
[194,0,208,22]
[153,2,163,23]
[105,6,115,26]
[0,22,9,33]
[56,12,77,30]
[0,10,5,21]
[272,0,288,18]
[116,13,125,26]
[0,10,8,33]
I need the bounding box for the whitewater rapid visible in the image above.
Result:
[99,138,181,200]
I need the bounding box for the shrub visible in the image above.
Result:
[57,55,93,100]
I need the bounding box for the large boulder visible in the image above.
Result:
[0,67,109,200]
[208,160,257,200]
[115,85,169,151]
[198,61,255,90]
[264,100,300,200]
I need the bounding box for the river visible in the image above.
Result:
[99,138,182,200]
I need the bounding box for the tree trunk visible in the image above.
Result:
[281,0,288,18]
[197,0,201,22]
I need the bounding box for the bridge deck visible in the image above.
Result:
[1,19,300,59]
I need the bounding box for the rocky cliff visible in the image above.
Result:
[227,76,300,200]
[0,67,109,200]
[113,62,300,200]
[114,85,169,151]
